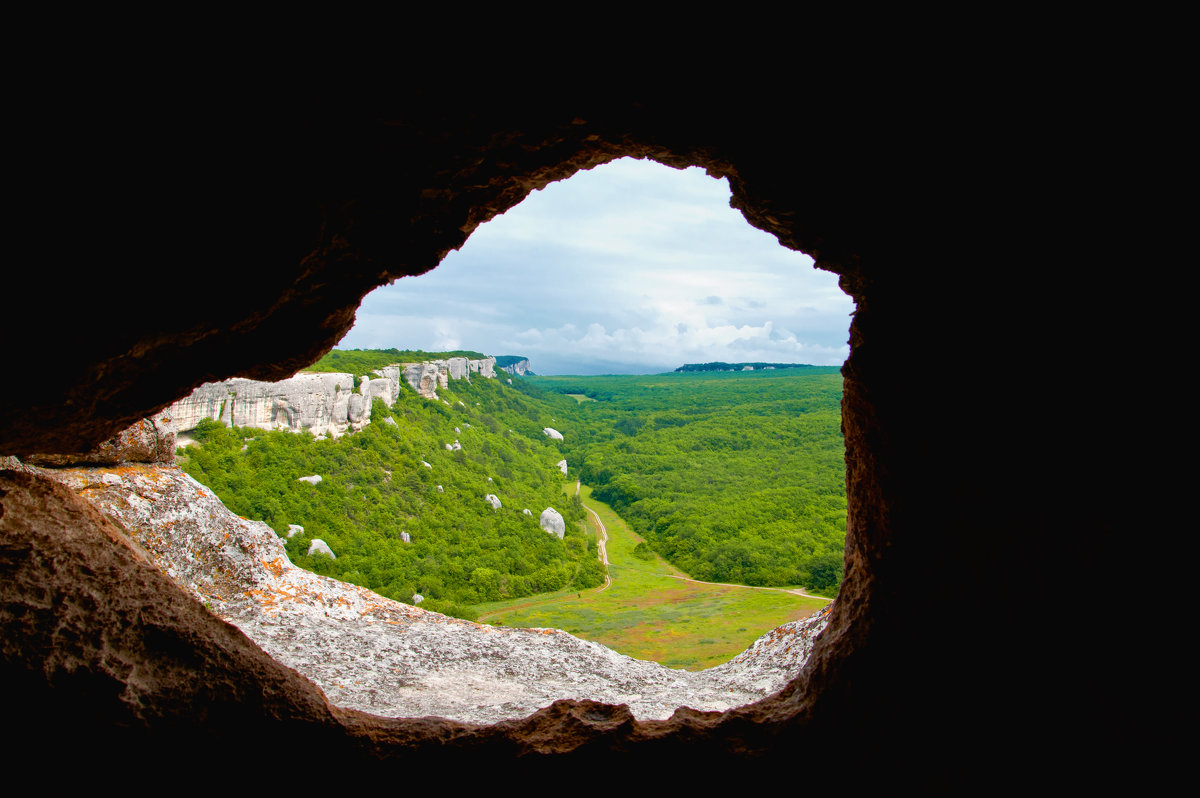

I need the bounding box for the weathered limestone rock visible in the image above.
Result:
[164,372,370,439]
[540,507,566,539]
[523,508,533,516]
[24,416,175,467]
[436,485,443,493]
[399,357,497,400]
[543,428,563,440]
[307,539,335,558]
[15,463,833,728]
[421,461,432,469]
[400,531,411,543]
[557,459,568,475]
[297,475,322,485]
[484,494,501,510]
[412,593,424,604]
[384,416,397,427]
[287,524,304,538]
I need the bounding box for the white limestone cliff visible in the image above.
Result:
[164,355,500,439]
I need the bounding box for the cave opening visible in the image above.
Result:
[152,155,855,720]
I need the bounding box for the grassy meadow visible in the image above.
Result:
[477,483,829,670]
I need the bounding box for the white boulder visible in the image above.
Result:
[543,427,563,440]
[287,524,304,538]
[557,459,568,475]
[523,508,532,516]
[297,475,322,485]
[308,539,336,558]
[540,507,565,539]
[484,494,502,510]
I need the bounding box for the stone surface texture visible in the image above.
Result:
[543,428,563,441]
[23,462,828,725]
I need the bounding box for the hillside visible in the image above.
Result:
[179,370,596,619]
[530,368,847,591]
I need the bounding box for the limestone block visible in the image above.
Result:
[484,494,501,510]
[297,475,322,485]
[540,507,566,539]
[287,524,304,538]
[543,428,564,440]
[557,459,568,475]
[307,539,336,558]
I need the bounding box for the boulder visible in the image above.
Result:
[543,428,563,440]
[400,532,411,543]
[384,416,397,426]
[421,461,432,469]
[523,509,533,516]
[297,475,322,485]
[307,539,336,558]
[540,507,566,539]
[412,593,424,604]
[557,459,568,475]
[436,485,443,493]
[287,524,304,538]
[484,494,501,510]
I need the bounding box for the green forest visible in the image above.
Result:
[178,351,847,622]
[306,348,488,375]
[532,368,847,591]
[179,374,596,620]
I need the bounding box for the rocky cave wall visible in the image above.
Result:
[0,94,1114,784]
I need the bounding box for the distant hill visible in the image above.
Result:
[673,362,819,373]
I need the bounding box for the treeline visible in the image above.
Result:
[674,362,820,373]
[528,369,847,593]
[178,375,596,620]
[307,348,488,375]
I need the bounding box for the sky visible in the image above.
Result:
[339,157,854,375]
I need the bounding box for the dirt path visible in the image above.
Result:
[583,502,612,591]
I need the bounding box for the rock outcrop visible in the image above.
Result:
[498,358,532,377]
[484,494,501,510]
[540,507,566,539]
[297,475,322,485]
[20,460,831,725]
[399,357,497,400]
[23,415,176,467]
[543,428,563,441]
[557,459,568,475]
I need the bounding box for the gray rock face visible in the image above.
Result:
[400,531,411,543]
[287,524,304,538]
[436,485,443,493]
[543,427,564,441]
[31,462,832,726]
[557,459,568,475]
[412,593,424,604]
[484,494,501,510]
[308,539,336,558]
[523,508,533,516]
[540,507,566,539]
[164,372,370,439]
[384,416,398,427]
[297,475,322,485]
[421,461,432,469]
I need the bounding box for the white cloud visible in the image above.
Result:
[340,158,854,374]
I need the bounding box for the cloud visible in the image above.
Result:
[339,158,854,374]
